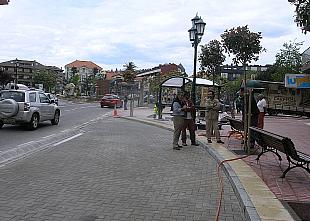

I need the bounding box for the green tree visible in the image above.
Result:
[199,39,226,90]
[221,25,265,86]
[123,62,137,83]
[275,41,303,70]
[33,70,57,92]
[255,66,276,81]
[288,0,310,34]
[256,41,303,82]
[71,66,78,76]
[69,74,79,85]
[221,25,265,66]
[0,69,13,87]
[69,74,80,95]
[221,25,265,151]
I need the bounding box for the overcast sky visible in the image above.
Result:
[0,0,309,74]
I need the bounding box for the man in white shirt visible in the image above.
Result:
[257,94,267,129]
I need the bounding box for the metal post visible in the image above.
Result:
[130,85,134,117]
[15,60,18,89]
[191,34,198,122]
[246,89,252,153]
[158,85,162,119]
[212,69,215,92]
[243,63,248,152]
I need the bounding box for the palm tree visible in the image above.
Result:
[123,62,137,83]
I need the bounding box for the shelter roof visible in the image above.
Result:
[161,77,219,88]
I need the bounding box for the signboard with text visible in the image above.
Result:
[285,74,310,88]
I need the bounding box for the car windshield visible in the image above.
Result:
[0,91,25,102]
[103,95,118,99]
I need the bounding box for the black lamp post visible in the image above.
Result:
[14,59,19,89]
[188,14,206,120]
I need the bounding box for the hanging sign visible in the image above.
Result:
[285,74,310,88]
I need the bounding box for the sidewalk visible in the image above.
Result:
[0,111,248,221]
[119,107,310,221]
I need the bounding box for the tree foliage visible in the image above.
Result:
[0,69,13,86]
[33,70,57,92]
[199,40,226,73]
[255,66,276,81]
[254,41,303,82]
[288,0,310,34]
[221,25,265,65]
[275,41,303,70]
[123,62,137,83]
[69,74,80,86]
[71,66,78,76]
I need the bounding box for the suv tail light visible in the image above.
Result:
[24,102,30,111]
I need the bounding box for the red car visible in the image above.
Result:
[100,94,123,108]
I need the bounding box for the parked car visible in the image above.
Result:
[45,93,59,105]
[0,89,60,130]
[100,94,123,108]
[5,83,29,90]
[144,95,155,103]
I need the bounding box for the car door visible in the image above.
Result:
[39,93,52,120]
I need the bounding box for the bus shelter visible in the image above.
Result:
[157,76,219,119]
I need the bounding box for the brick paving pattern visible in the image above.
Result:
[0,117,245,221]
[223,115,310,203]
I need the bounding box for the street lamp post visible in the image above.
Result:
[14,59,19,89]
[188,14,206,121]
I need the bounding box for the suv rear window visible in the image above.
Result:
[0,91,25,102]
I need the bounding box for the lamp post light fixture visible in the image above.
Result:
[188,13,206,120]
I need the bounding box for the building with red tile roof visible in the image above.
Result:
[65,60,102,70]
[64,60,103,95]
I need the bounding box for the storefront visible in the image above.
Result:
[285,74,310,107]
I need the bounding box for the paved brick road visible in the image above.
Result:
[0,117,245,221]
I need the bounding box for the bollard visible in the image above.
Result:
[112,101,119,117]
[130,98,134,117]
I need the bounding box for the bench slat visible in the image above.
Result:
[296,151,310,161]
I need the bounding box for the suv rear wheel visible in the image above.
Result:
[28,113,39,130]
[51,110,60,125]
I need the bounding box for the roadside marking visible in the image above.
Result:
[52,133,83,147]
[63,106,99,112]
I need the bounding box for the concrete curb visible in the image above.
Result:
[201,142,261,221]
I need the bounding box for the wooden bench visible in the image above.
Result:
[250,126,310,178]
[227,117,244,140]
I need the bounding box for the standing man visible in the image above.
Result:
[171,94,185,150]
[181,91,199,146]
[205,90,224,144]
[123,94,128,110]
[257,94,267,129]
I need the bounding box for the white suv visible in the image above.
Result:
[0,89,60,130]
